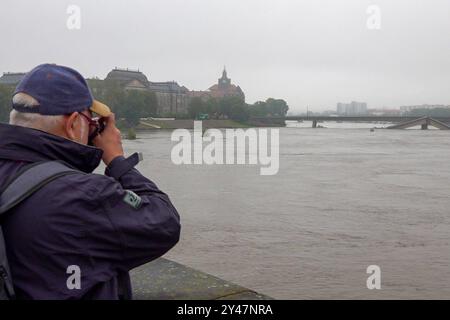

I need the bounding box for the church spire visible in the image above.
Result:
[219,66,231,87]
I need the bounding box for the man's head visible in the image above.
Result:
[9,64,111,145]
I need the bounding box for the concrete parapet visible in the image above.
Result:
[130,258,272,300]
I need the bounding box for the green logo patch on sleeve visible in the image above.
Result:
[123,190,142,209]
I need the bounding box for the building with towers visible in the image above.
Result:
[189,67,245,101]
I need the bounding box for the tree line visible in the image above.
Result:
[187,96,289,122]
[0,81,289,125]
[86,79,158,127]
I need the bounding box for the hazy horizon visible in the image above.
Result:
[1,0,449,112]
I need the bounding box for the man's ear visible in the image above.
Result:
[64,112,80,141]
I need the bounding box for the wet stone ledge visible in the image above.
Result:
[130,258,272,300]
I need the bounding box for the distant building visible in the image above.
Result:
[1,67,247,116]
[337,103,346,115]
[147,81,189,115]
[321,110,338,116]
[0,72,26,86]
[105,68,149,91]
[105,68,189,115]
[367,109,401,116]
[336,101,368,115]
[190,68,245,101]
[399,104,450,114]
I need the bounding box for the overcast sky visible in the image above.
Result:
[1,0,449,112]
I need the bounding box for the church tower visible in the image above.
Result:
[218,66,231,89]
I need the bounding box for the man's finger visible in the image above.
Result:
[109,113,116,122]
[102,113,116,131]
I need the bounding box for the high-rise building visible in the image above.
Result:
[336,101,367,115]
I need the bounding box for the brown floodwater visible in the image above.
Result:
[120,124,450,299]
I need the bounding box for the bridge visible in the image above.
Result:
[249,116,450,129]
[387,116,450,130]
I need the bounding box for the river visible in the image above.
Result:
[121,122,450,299]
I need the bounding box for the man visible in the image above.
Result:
[0,64,181,299]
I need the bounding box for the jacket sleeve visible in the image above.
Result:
[92,153,181,271]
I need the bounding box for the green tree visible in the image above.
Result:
[188,97,207,119]
[247,98,289,117]
[88,79,125,115]
[87,79,157,127]
[217,96,248,121]
[265,98,289,116]
[120,90,157,127]
[0,84,14,123]
[248,101,268,117]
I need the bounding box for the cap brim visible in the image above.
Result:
[90,100,112,117]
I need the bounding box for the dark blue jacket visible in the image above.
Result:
[0,123,181,299]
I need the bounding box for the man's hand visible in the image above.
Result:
[92,113,124,165]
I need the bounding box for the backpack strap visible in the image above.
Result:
[0,161,80,215]
[0,160,81,299]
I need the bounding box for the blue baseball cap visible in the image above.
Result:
[12,63,111,117]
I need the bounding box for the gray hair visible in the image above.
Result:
[9,93,64,132]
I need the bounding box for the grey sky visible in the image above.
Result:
[1,0,449,112]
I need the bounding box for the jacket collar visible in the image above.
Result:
[0,123,103,173]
